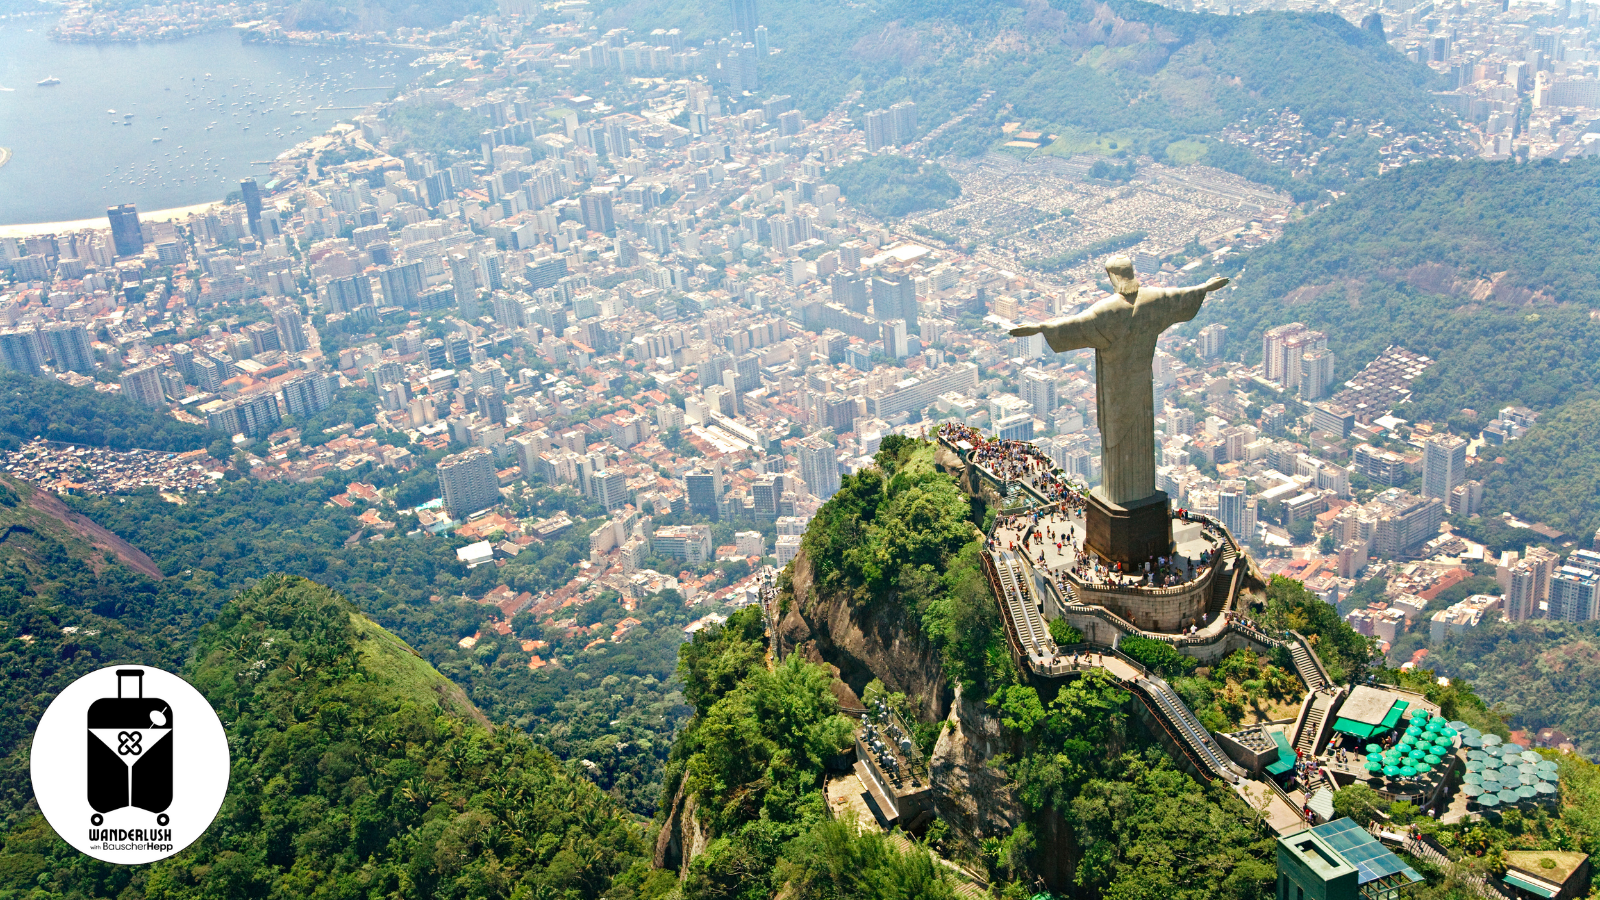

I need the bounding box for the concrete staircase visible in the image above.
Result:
[1288,634,1331,692]
[1293,689,1338,758]
[1207,542,1237,619]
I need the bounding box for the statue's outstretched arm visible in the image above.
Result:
[1008,308,1103,353]
[1146,276,1230,324]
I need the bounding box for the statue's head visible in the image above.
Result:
[1105,255,1139,296]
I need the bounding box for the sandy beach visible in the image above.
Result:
[0,200,224,239]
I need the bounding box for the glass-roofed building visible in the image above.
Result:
[1277,818,1423,900]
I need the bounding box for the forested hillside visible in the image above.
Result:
[1194,157,1600,538]
[594,0,1449,192]
[0,575,655,899]
[1424,620,1600,759]
[0,371,212,453]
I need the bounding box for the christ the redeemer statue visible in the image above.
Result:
[1011,256,1227,562]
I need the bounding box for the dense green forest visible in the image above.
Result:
[596,0,1447,192]
[0,575,656,899]
[0,371,211,453]
[664,605,965,899]
[1478,396,1600,543]
[825,157,961,220]
[1423,620,1600,758]
[799,436,1008,694]
[61,475,697,816]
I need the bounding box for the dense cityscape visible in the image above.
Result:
[3,0,1600,896]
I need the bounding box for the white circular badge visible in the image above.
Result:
[30,665,230,864]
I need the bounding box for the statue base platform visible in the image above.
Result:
[1084,489,1172,567]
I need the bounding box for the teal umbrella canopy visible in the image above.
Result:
[1465,773,1482,785]
[1478,793,1501,807]
[1462,784,1484,797]
[1424,754,1444,766]
[1400,766,1418,778]
[1384,765,1402,777]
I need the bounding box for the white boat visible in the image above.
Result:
[38,76,61,86]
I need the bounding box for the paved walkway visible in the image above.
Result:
[1235,778,1308,836]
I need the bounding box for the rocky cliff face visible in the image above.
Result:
[653,777,713,876]
[777,547,953,720]
[777,546,1035,857]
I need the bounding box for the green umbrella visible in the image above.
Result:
[1483,734,1502,746]
[1465,773,1482,785]
[1517,785,1538,800]
[1365,761,1383,773]
[1535,783,1557,795]
[1478,793,1500,807]
[1414,761,1433,774]
[1521,751,1542,764]
[1462,784,1483,797]
[1497,790,1521,805]
[1441,727,1457,738]
[1427,719,1443,732]
[1383,765,1402,777]
[1400,765,1418,778]
[1537,761,1560,775]
[1367,751,1384,762]
[1410,748,1428,760]
[1424,754,1443,766]
[1465,736,1484,747]
[1365,744,1383,754]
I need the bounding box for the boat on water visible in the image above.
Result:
[37,76,60,86]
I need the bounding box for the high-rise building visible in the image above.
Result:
[1299,348,1335,401]
[378,261,425,309]
[120,364,166,409]
[870,273,917,330]
[798,438,839,500]
[1261,323,1306,385]
[325,274,376,316]
[439,448,501,520]
[889,100,918,143]
[240,178,263,238]
[245,321,282,356]
[591,469,630,511]
[272,305,310,354]
[864,108,893,152]
[652,524,713,565]
[193,355,225,392]
[41,322,93,374]
[0,326,46,375]
[730,0,759,38]
[1198,323,1228,359]
[1020,368,1058,417]
[580,188,616,235]
[686,470,722,519]
[1422,433,1468,502]
[1548,565,1600,622]
[107,204,143,257]
[280,372,337,418]
[170,343,196,383]
[1218,480,1257,542]
[449,254,479,320]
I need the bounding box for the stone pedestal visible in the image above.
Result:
[1085,489,1172,567]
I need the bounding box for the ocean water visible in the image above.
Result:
[0,20,418,225]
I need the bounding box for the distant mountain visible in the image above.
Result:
[596,0,1452,192]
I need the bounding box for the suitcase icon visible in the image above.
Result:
[87,670,173,826]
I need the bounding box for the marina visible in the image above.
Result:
[0,22,417,224]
